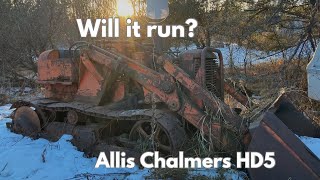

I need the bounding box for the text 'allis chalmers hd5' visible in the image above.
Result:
[7,40,320,179]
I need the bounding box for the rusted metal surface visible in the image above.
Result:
[86,45,182,111]
[269,94,320,137]
[44,122,75,141]
[11,99,187,154]
[16,42,248,157]
[72,124,99,152]
[37,50,79,102]
[163,60,247,133]
[224,81,250,108]
[178,48,224,109]
[81,58,104,82]
[162,60,247,152]
[75,54,106,104]
[76,68,102,98]
[38,50,78,83]
[43,122,98,152]
[248,112,320,180]
[67,110,79,125]
[201,48,224,99]
[10,42,320,179]
[178,48,224,99]
[43,84,78,102]
[111,81,126,103]
[33,43,246,153]
[9,41,320,180]
[43,121,141,158]
[43,121,92,150]
[129,113,187,155]
[12,106,41,138]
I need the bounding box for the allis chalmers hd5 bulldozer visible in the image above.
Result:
[7,40,320,179]
[5,1,320,179]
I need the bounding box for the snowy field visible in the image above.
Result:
[0,105,245,180]
[173,43,314,67]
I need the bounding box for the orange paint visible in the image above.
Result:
[112,81,126,102]
[38,50,77,82]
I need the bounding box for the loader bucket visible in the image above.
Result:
[247,112,320,180]
[269,93,320,137]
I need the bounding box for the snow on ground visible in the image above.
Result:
[0,110,149,179]
[217,44,284,66]
[0,105,244,180]
[173,42,314,67]
[0,105,150,179]
[1,104,320,179]
[299,136,320,159]
[0,105,12,120]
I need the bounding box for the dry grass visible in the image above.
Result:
[226,58,320,125]
[149,168,189,179]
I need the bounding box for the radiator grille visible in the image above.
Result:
[194,58,201,74]
[205,58,220,97]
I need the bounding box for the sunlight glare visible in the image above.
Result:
[117,0,134,16]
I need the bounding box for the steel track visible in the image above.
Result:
[10,98,187,155]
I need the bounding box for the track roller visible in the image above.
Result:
[67,110,80,125]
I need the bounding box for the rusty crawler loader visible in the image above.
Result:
[7,40,320,179]
[7,0,320,180]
